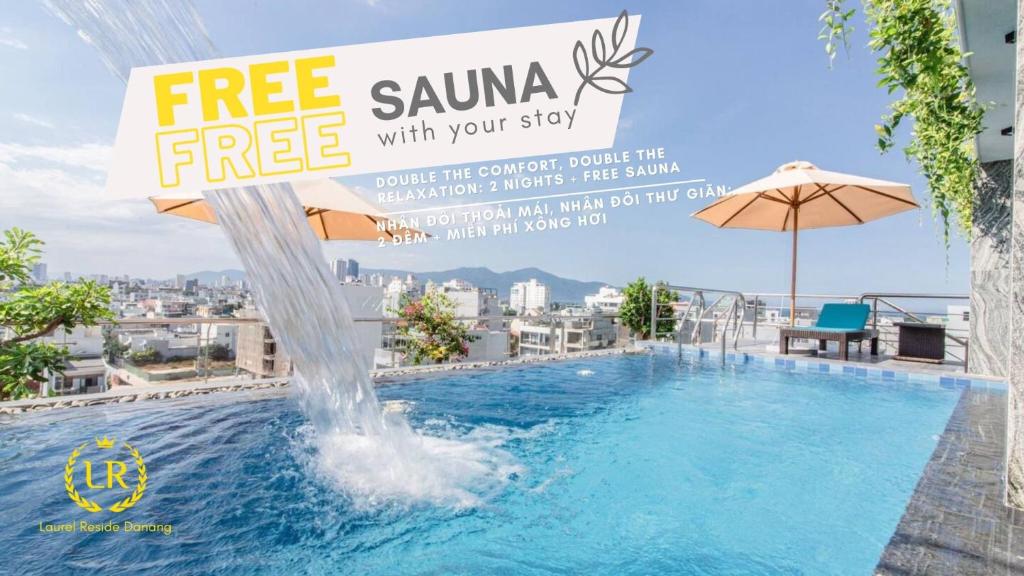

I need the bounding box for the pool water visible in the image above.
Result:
[0,353,959,575]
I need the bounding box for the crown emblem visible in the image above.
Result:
[95,436,116,449]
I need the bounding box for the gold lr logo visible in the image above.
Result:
[65,437,147,513]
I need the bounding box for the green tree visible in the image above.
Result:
[0,228,113,399]
[618,277,677,339]
[391,292,477,365]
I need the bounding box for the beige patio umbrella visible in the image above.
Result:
[691,161,918,325]
[149,178,427,241]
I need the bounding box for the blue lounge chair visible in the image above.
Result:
[779,303,879,361]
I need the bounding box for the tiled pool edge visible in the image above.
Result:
[640,341,1007,392]
[0,347,644,415]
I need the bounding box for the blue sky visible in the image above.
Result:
[0,0,971,295]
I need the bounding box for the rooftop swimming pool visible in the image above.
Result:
[0,352,964,575]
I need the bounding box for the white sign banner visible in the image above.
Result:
[108,12,650,199]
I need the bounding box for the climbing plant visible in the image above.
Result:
[820,0,986,245]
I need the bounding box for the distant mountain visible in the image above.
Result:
[182,267,610,303]
[362,266,609,303]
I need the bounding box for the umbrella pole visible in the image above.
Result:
[790,208,798,327]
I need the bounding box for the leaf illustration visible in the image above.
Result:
[588,76,633,95]
[607,47,653,68]
[592,30,607,65]
[571,9,651,105]
[611,9,628,51]
[573,40,589,78]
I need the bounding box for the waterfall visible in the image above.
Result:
[46,0,516,507]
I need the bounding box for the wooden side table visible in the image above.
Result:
[893,322,946,363]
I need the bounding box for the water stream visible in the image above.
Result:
[46,0,515,508]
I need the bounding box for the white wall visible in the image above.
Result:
[339,284,384,369]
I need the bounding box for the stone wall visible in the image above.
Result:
[1007,1,1024,509]
[972,159,1013,377]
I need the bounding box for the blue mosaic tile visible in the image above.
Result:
[642,342,1007,392]
[973,380,1008,392]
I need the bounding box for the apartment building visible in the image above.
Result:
[510,279,550,314]
[584,286,624,314]
[516,309,617,356]
[234,310,291,377]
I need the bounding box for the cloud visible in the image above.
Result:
[12,113,54,129]
[0,140,234,277]
[0,141,144,223]
[0,142,111,171]
[0,28,27,50]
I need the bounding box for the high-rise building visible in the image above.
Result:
[509,279,550,314]
[31,263,47,284]
[175,274,186,288]
[329,258,347,282]
[346,259,359,279]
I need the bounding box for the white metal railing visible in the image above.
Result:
[98,312,629,375]
[648,287,970,371]
[650,284,746,365]
[858,293,970,369]
[98,289,971,374]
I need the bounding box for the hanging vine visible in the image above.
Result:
[821,0,986,245]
